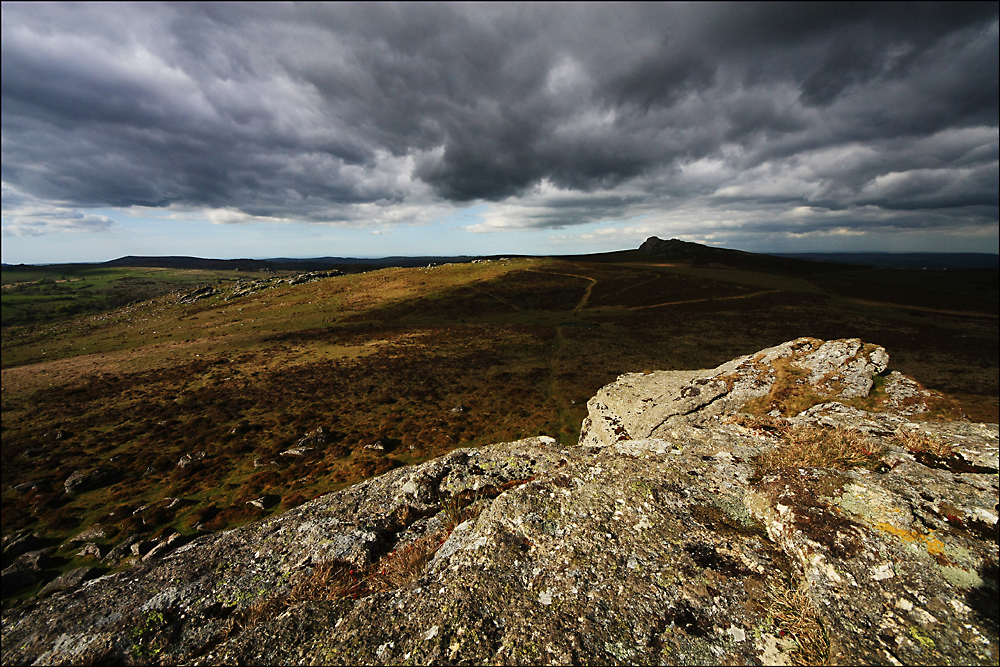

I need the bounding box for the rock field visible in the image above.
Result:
[2,337,997,665]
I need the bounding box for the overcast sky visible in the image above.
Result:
[2,2,997,263]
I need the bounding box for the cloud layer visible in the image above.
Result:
[2,3,997,244]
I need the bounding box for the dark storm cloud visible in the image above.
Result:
[1,2,997,231]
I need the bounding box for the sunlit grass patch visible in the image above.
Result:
[757,425,886,472]
[739,357,830,417]
[729,415,887,473]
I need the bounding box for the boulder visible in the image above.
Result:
[142,537,178,562]
[177,451,207,469]
[37,567,92,599]
[8,548,53,572]
[103,535,140,564]
[130,540,156,558]
[280,447,315,457]
[2,531,44,560]
[297,427,328,448]
[1,339,996,666]
[64,467,121,495]
[69,525,110,543]
[76,543,104,560]
[579,337,904,447]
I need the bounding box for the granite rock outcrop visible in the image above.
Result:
[2,338,996,665]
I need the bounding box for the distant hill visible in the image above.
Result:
[4,241,995,272]
[632,236,853,274]
[99,255,489,271]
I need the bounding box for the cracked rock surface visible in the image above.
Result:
[2,338,997,666]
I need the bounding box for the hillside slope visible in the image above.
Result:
[3,254,998,608]
[2,338,997,665]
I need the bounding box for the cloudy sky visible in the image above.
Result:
[2,3,997,263]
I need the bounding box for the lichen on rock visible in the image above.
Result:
[2,338,996,666]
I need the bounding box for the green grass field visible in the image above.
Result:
[1,265,283,328]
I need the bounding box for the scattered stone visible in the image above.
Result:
[225,271,342,300]
[253,458,279,468]
[38,567,92,598]
[297,427,328,448]
[247,498,266,510]
[64,466,121,495]
[76,543,104,559]
[8,548,53,572]
[103,535,140,564]
[363,440,385,451]
[280,447,314,457]
[177,451,207,469]
[450,405,466,413]
[178,286,216,304]
[69,525,110,543]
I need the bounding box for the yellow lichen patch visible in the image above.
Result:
[874,521,945,556]
[908,625,936,650]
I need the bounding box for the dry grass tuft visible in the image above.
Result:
[766,584,831,666]
[754,424,886,472]
[289,561,370,602]
[893,427,953,458]
[219,560,372,643]
[374,493,489,590]
[725,413,791,433]
[373,533,445,591]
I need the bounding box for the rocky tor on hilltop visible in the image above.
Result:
[2,338,997,665]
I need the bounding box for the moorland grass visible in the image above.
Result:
[2,256,996,607]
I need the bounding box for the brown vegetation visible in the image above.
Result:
[727,415,887,473]
[765,583,831,666]
[2,256,996,606]
[893,427,954,458]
